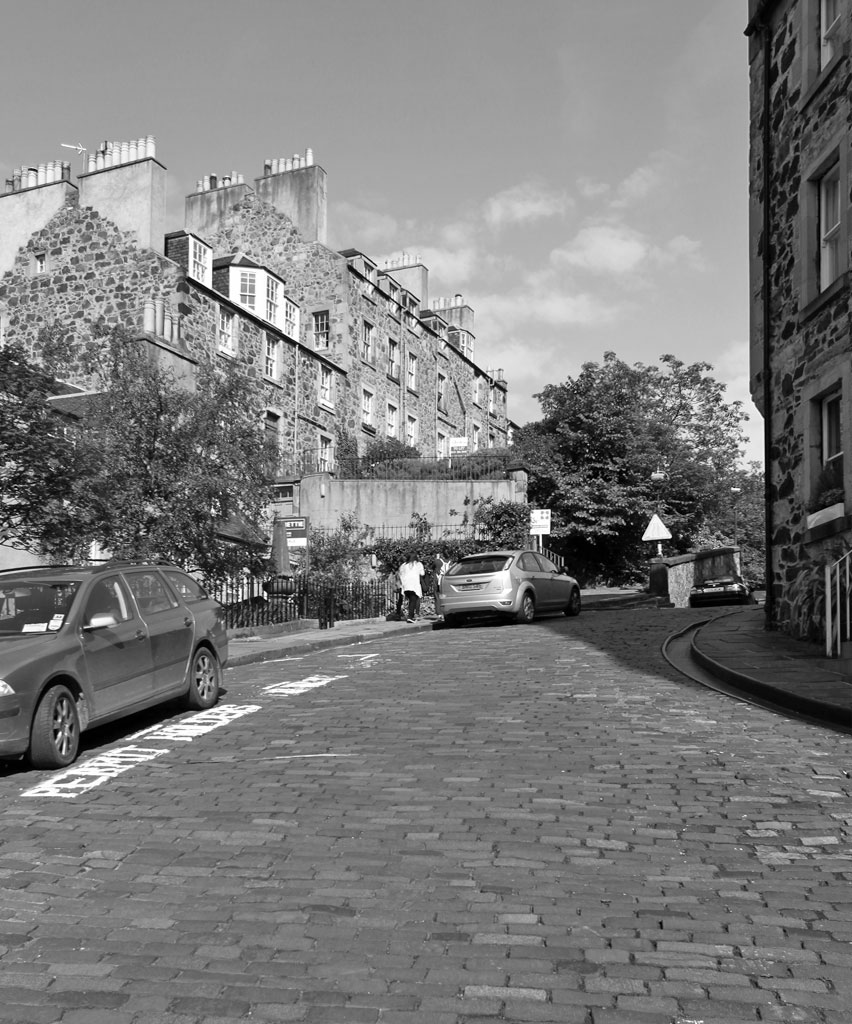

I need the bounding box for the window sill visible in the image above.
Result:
[217,349,238,360]
[387,372,400,383]
[800,272,849,321]
[263,375,283,387]
[361,423,377,435]
[804,509,850,544]
[318,399,335,412]
[407,387,419,397]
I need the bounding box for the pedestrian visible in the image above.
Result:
[398,553,425,623]
[433,551,451,585]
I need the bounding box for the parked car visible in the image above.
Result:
[0,562,228,770]
[688,574,754,607]
[437,549,581,626]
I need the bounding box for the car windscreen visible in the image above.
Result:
[0,581,80,634]
[447,556,512,576]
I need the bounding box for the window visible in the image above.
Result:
[283,299,298,338]
[32,251,46,275]
[125,571,177,614]
[361,320,374,362]
[437,372,448,413]
[406,415,418,447]
[265,334,281,380]
[266,276,280,324]
[217,307,236,355]
[822,393,842,465]
[163,571,209,604]
[189,237,211,286]
[387,338,399,379]
[264,410,282,448]
[361,388,374,428]
[84,577,131,625]
[319,364,334,406]
[407,352,418,391]
[239,270,256,311]
[488,386,496,415]
[437,431,448,457]
[473,376,482,406]
[802,145,848,307]
[318,434,333,472]
[312,310,330,348]
[819,164,841,291]
[386,402,398,438]
[472,423,481,450]
[821,0,841,68]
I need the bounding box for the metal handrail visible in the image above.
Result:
[825,549,852,656]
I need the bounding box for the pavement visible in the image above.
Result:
[228,588,852,732]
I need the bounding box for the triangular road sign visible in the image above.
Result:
[642,514,672,542]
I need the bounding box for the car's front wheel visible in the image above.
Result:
[515,591,536,624]
[564,588,581,617]
[29,684,80,769]
[183,647,220,710]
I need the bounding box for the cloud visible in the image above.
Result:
[483,179,573,229]
[610,150,679,210]
[553,223,649,274]
[553,223,704,277]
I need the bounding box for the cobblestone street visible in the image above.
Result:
[1,608,850,1023]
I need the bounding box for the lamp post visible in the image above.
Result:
[730,486,742,548]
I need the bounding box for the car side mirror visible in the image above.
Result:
[85,613,117,630]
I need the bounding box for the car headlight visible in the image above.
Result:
[0,680,14,696]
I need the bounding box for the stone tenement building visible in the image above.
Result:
[746,0,851,628]
[0,138,512,516]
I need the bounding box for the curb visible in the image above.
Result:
[228,620,433,667]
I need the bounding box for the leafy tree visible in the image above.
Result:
[456,496,532,548]
[65,327,275,580]
[0,339,81,556]
[363,436,421,462]
[305,512,372,585]
[513,353,749,584]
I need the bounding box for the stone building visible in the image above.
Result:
[746,0,851,630]
[0,138,515,552]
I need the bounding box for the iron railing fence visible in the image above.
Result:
[210,575,397,630]
[276,451,514,481]
[825,550,852,656]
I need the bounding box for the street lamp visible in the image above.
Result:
[730,486,742,548]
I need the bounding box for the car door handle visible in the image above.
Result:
[135,629,147,642]
[184,617,192,628]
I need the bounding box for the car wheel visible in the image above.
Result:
[564,588,581,617]
[184,647,220,710]
[29,685,80,769]
[515,591,535,624]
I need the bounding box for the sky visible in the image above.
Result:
[0,0,761,464]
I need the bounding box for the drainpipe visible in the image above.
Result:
[760,17,775,629]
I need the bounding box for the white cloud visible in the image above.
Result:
[553,223,649,274]
[610,150,679,210]
[483,179,573,229]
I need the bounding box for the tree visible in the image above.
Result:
[512,353,750,584]
[0,339,81,555]
[64,327,276,580]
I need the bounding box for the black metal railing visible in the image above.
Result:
[210,575,397,630]
[276,451,514,481]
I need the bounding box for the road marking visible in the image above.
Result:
[22,674,347,800]
[22,746,169,799]
[338,653,379,662]
[263,674,346,695]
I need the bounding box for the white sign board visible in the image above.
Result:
[449,437,469,453]
[530,509,551,535]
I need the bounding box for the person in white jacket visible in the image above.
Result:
[397,555,425,622]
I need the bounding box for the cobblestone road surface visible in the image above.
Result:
[1,608,850,1024]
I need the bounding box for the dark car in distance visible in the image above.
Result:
[0,562,228,770]
[688,574,754,608]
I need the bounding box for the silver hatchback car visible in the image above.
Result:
[437,549,581,626]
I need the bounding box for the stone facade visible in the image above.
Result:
[0,143,512,528]
[746,0,852,628]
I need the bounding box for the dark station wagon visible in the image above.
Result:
[0,562,228,769]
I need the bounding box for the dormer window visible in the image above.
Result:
[229,264,298,335]
[189,237,212,287]
[239,270,257,311]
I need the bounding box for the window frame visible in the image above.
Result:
[387,337,399,379]
[407,351,418,391]
[312,310,330,349]
[801,139,848,309]
[318,434,334,472]
[217,305,237,356]
[361,387,374,429]
[406,414,419,447]
[361,320,375,363]
[189,237,212,287]
[264,333,282,381]
[319,364,334,408]
[386,402,399,438]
